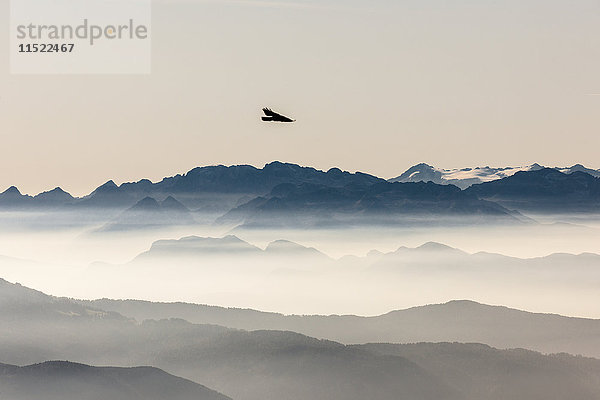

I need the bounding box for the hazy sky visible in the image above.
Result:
[1,0,598,196]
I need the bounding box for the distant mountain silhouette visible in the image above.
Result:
[86,296,600,359]
[465,168,600,212]
[136,235,263,259]
[390,163,599,189]
[77,180,141,209]
[0,361,230,400]
[0,186,33,208]
[132,235,330,264]
[0,186,77,210]
[398,241,467,254]
[390,163,448,184]
[264,239,328,259]
[218,181,520,228]
[1,162,599,219]
[88,235,600,320]
[96,196,195,232]
[76,162,384,210]
[561,163,600,178]
[82,238,600,358]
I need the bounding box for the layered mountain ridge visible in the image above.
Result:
[1,162,598,231]
[3,278,600,400]
[2,161,598,207]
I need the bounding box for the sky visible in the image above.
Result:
[0,0,599,196]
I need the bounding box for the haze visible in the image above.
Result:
[1,212,599,317]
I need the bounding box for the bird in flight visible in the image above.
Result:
[262,107,295,123]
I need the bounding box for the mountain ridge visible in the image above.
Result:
[464,168,600,212]
[2,162,599,223]
[389,163,600,188]
[0,360,231,400]
[4,278,600,400]
[3,161,599,205]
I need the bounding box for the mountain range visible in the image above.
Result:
[465,168,600,212]
[132,235,327,261]
[1,162,598,221]
[95,196,196,232]
[18,162,383,212]
[0,186,75,209]
[390,163,600,189]
[83,297,600,358]
[104,235,600,315]
[216,181,521,228]
[3,278,600,400]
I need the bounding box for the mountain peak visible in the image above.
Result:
[161,196,190,212]
[417,241,455,250]
[100,180,117,188]
[414,242,466,254]
[390,163,564,189]
[264,161,287,167]
[415,162,435,168]
[89,180,119,195]
[389,164,443,185]
[266,240,330,259]
[130,196,161,210]
[143,235,260,257]
[164,235,247,245]
[34,187,75,202]
[2,186,22,195]
[266,239,316,252]
[0,186,31,206]
[558,164,600,177]
[263,161,314,174]
[391,242,465,255]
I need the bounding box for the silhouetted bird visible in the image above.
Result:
[262,108,295,123]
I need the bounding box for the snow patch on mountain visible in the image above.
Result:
[390,163,600,189]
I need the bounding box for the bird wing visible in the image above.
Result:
[263,108,278,117]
